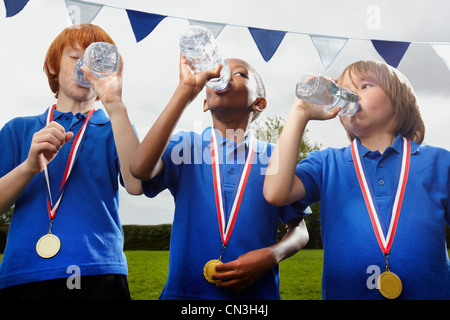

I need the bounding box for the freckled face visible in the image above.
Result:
[56,45,97,102]
[339,72,395,138]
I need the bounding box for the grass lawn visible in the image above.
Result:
[279,249,323,299]
[0,249,323,300]
[125,250,170,300]
[124,249,323,300]
[2,250,450,299]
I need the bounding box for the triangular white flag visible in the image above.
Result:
[310,35,348,69]
[188,19,225,38]
[431,43,450,71]
[65,0,104,25]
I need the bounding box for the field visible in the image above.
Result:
[3,250,450,300]
[0,249,324,300]
[124,249,323,300]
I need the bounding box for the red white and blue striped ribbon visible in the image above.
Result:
[351,137,411,254]
[44,104,94,219]
[211,129,255,246]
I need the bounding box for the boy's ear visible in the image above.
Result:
[47,62,56,76]
[203,99,210,112]
[251,97,267,112]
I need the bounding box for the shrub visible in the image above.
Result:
[123,224,172,251]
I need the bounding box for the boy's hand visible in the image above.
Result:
[26,122,73,174]
[178,52,221,103]
[211,247,277,291]
[81,53,124,113]
[294,96,341,121]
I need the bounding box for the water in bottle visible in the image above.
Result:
[75,42,119,88]
[180,25,230,91]
[295,74,360,117]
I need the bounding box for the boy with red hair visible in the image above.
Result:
[0,24,141,299]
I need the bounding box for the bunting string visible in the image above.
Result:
[3,0,450,70]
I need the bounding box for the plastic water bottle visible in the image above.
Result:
[180,25,230,91]
[295,74,360,117]
[75,42,119,88]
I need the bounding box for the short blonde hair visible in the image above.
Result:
[338,60,425,144]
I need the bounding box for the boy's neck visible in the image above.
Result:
[359,133,397,153]
[212,117,251,145]
[56,96,95,115]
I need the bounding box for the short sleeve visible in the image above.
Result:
[278,201,311,225]
[294,150,324,208]
[0,121,20,178]
[142,131,191,198]
[446,164,450,226]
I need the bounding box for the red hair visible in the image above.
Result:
[43,24,115,98]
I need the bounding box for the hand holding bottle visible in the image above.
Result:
[296,74,360,117]
[80,52,124,112]
[293,95,342,121]
[75,42,119,88]
[180,25,230,91]
[178,52,222,104]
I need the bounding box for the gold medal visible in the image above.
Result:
[377,271,402,299]
[36,233,61,258]
[203,259,223,284]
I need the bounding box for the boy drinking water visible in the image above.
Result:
[131,54,309,299]
[0,24,142,299]
[264,60,450,299]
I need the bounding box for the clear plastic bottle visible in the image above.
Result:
[75,42,119,88]
[295,74,360,117]
[180,25,230,91]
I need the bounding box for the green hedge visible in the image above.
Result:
[123,224,172,251]
[1,222,450,253]
[0,226,7,253]
[0,224,172,253]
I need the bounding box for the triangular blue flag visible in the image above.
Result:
[126,9,166,43]
[248,27,286,62]
[371,40,411,68]
[4,0,29,17]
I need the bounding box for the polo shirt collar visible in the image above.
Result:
[344,133,420,161]
[204,126,265,154]
[38,106,109,125]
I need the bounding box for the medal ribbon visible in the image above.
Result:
[44,104,94,220]
[211,129,255,246]
[351,137,411,254]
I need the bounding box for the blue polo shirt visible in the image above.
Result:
[142,127,305,300]
[0,107,128,289]
[295,134,450,299]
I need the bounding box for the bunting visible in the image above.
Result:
[431,43,450,71]
[371,40,411,68]
[310,35,348,70]
[188,19,225,39]
[126,9,167,43]
[65,0,103,25]
[3,0,29,17]
[248,27,287,62]
[4,0,450,71]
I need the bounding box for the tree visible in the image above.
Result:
[250,116,322,249]
[0,206,13,227]
[0,206,13,253]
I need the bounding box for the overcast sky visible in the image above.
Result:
[1,0,449,225]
